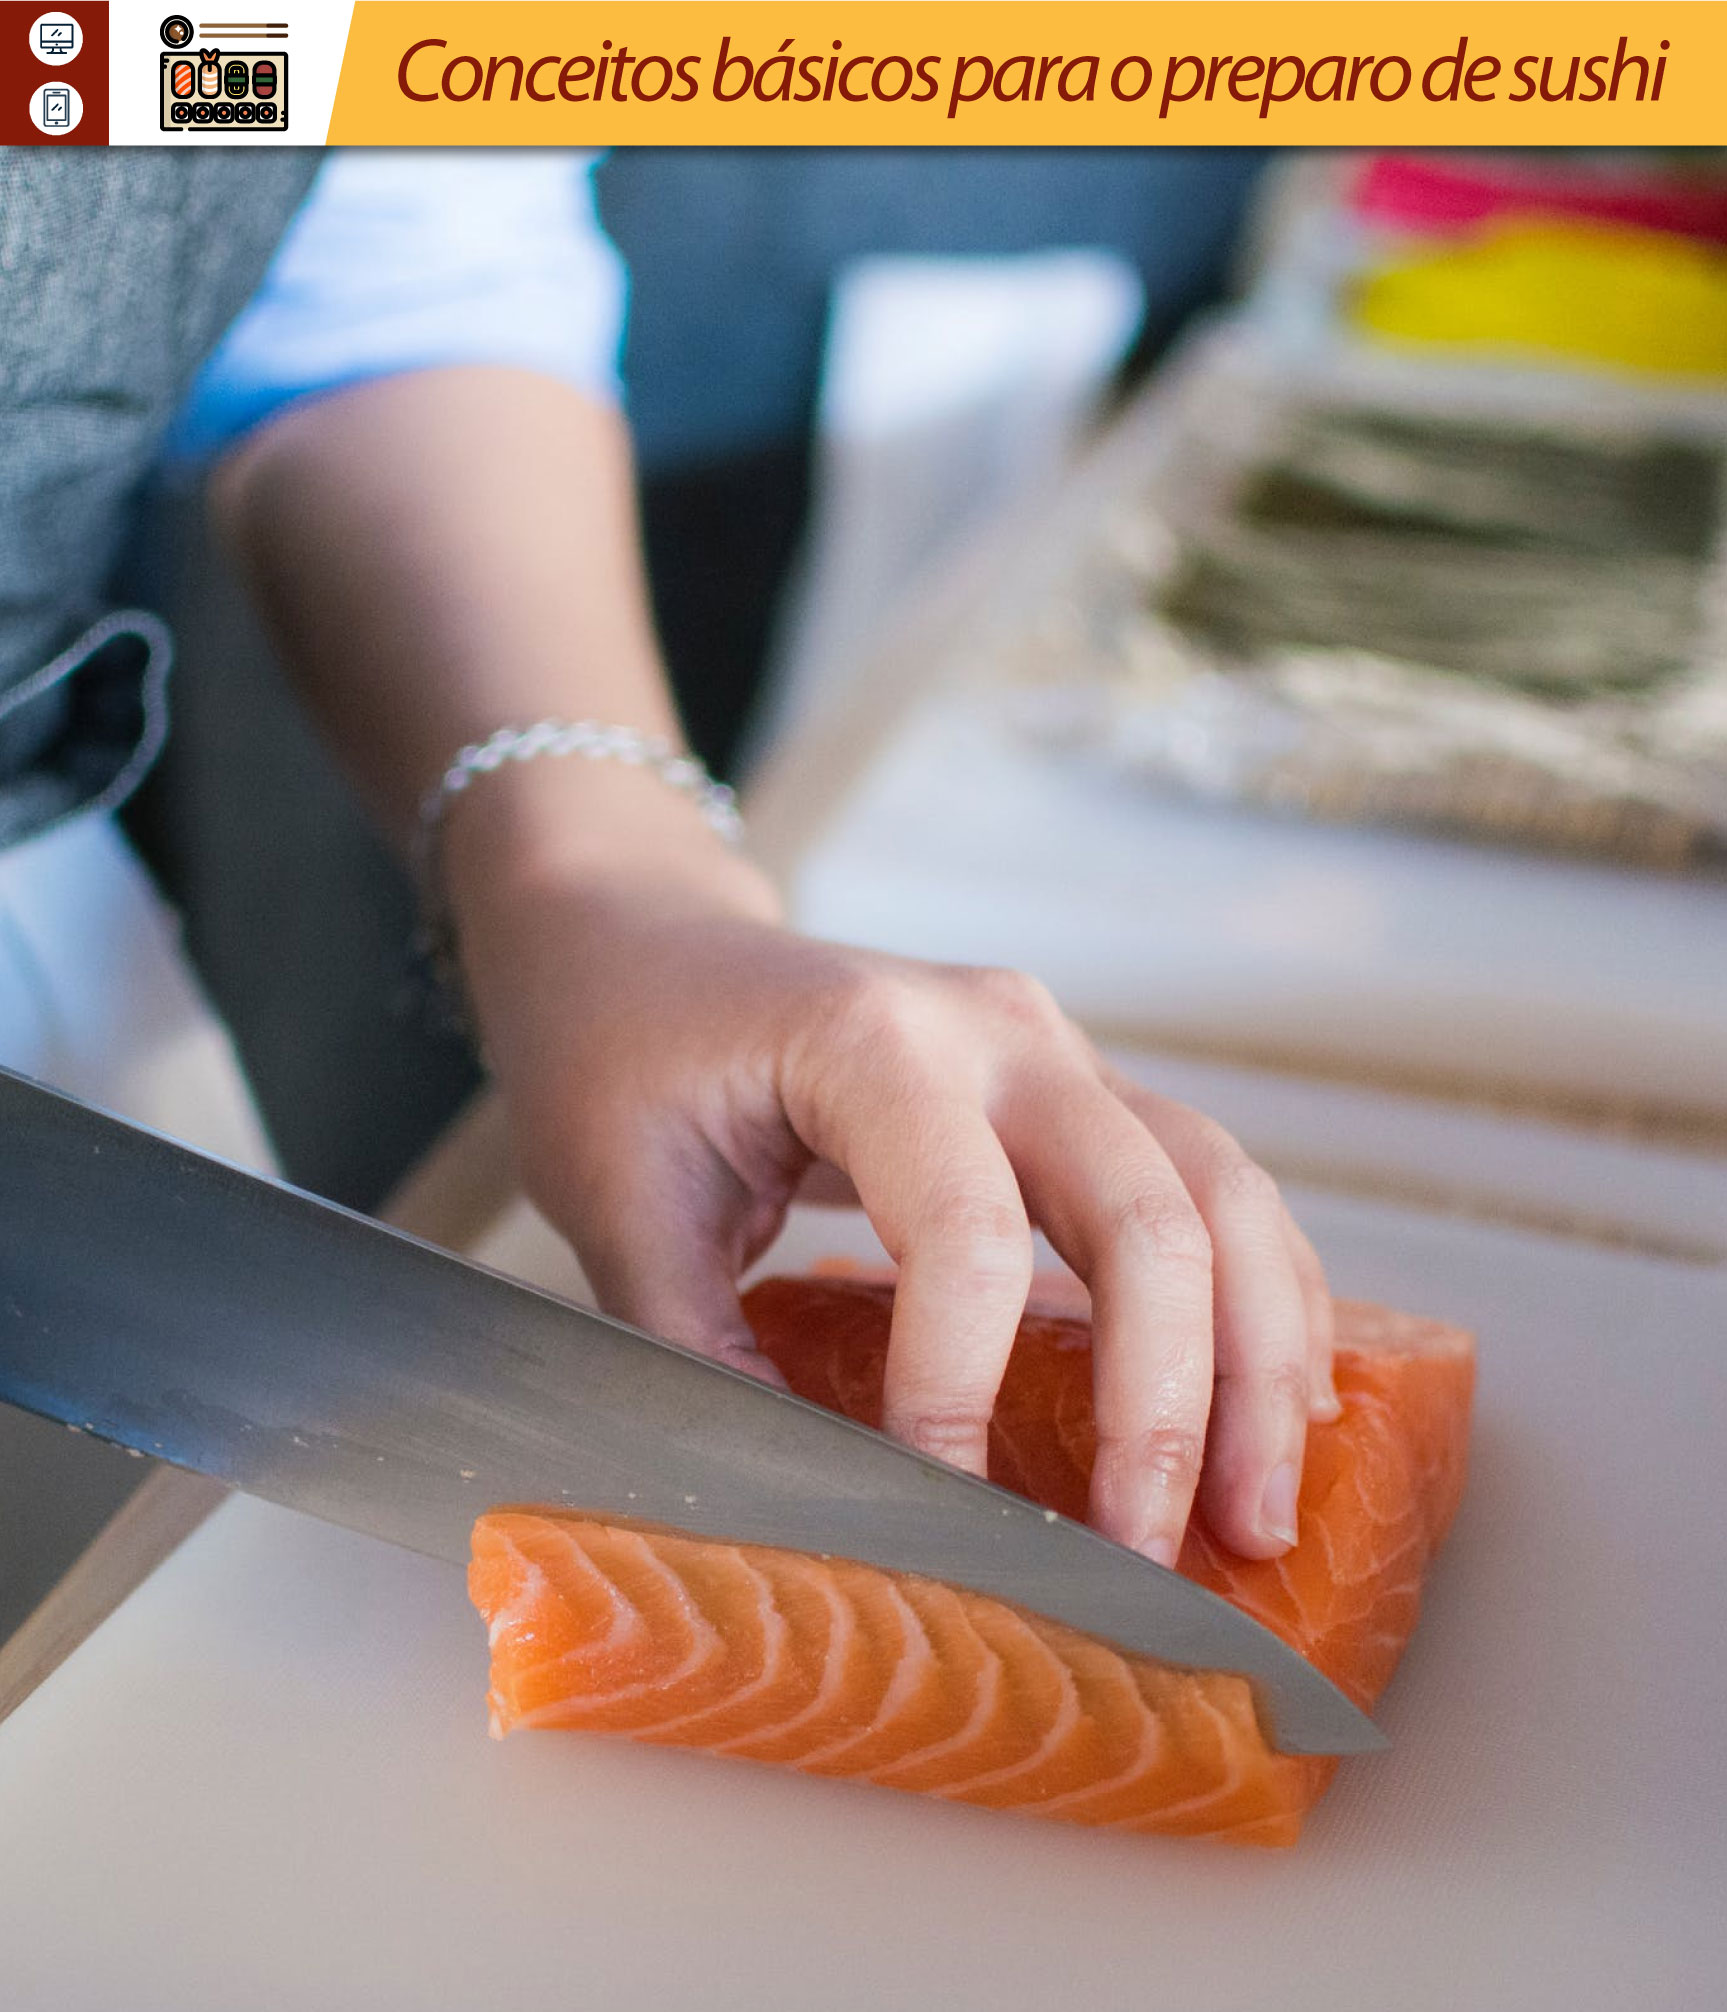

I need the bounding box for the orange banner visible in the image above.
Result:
[329,3,1716,144]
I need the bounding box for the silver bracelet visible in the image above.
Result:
[411,719,742,1020]
[418,719,742,849]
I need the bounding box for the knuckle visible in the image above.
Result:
[924,1201,1034,1298]
[966,965,1066,1031]
[897,1403,993,1464]
[829,971,932,1056]
[1261,1357,1313,1416]
[1102,1423,1207,1493]
[1111,1188,1213,1273]
[1209,1153,1282,1219]
[1216,1354,1310,1416]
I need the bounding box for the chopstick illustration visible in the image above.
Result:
[200,22,289,33]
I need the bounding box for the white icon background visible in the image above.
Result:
[30,79,83,133]
[31,11,82,65]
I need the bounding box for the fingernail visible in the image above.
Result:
[1310,1383,1342,1423]
[1143,1535,1181,1571]
[1260,1462,1300,1546]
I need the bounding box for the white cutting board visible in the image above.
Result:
[0,1194,1722,2012]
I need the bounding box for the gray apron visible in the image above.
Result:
[0,149,321,848]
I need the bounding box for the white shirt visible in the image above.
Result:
[166,150,626,462]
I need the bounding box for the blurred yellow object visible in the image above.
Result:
[1353,221,1727,379]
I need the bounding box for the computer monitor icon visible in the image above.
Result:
[38,23,75,56]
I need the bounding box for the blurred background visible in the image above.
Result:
[119,145,1727,1223]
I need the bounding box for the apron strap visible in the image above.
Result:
[0,611,174,848]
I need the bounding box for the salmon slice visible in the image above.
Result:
[470,1275,1475,1847]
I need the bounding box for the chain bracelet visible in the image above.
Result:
[419,719,741,848]
[410,719,743,1023]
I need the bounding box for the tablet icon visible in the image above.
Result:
[30,79,83,132]
[32,12,82,64]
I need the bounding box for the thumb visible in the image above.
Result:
[553,1182,790,1390]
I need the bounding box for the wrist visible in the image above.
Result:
[438,744,783,953]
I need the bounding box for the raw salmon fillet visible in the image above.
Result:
[470,1276,1474,1847]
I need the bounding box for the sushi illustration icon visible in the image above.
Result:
[159,44,288,130]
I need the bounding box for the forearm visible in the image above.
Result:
[211,364,778,926]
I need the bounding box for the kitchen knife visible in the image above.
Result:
[0,1065,1383,1755]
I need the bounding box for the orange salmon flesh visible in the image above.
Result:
[469,1276,1475,1847]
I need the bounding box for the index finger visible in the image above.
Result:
[997,1071,1216,1565]
[827,1090,1034,1480]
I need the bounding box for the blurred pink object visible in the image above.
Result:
[1355,154,1727,248]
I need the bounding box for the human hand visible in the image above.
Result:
[445,761,1336,1568]
[217,362,1331,1566]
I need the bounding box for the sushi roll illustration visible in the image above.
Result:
[170,59,195,99]
[198,53,221,99]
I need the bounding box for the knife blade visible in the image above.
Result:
[0,1065,1382,1755]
